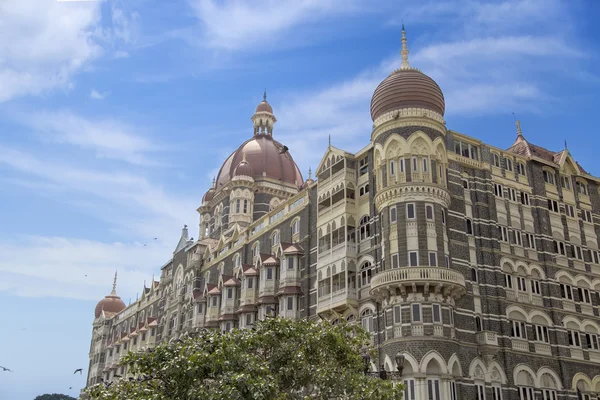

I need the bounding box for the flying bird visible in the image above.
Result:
[153,238,158,240]
[0,366,12,372]
[69,387,72,390]
[279,145,289,154]
[74,368,83,375]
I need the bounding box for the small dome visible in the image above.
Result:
[95,272,126,318]
[255,100,273,114]
[370,69,445,121]
[234,156,253,177]
[202,187,215,203]
[95,295,126,318]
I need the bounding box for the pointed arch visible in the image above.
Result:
[488,361,507,384]
[419,350,448,375]
[398,352,419,375]
[447,353,463,378]
[468,358,487,381]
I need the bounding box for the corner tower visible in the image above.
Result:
[368,27,466,373]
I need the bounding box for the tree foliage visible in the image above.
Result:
[86,317,403,399]
[34,394,77,400]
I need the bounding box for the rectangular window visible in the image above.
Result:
[477,384,486,400]
[391,253,399,269]
[523,233,535,249]
[531,280,541,295]
[511,320,527,339]
[425,204,434,220]
[507,188,517,202]
[542,389,557,400]
[579,288,592,304]
[246,313,252,326]
[547,199,559,213]
[519,387,535,400]
[494,183,504,197]
[423,158,429,172]
[287,296,294,310]
[441,209,446,224]
[247,277,253,289]
[404,379,416,400]
[198,303,203,313]
[560,283,573,300]
[412,157,418,172]
[227,288,233,299]
[543,170,555,185]
[429,252,437,267]
[287,257,295,270]
[582,209,593,223]
[561,176,571,190]
[565,204,575,218]
[505,158,513,172]
[394,305,402,324]
[133,337,137,346]
[409,251,418,267]
[510,230,522,246]
[520,192,530,206]
[445,255,450,268]
[568,330,581,347]
[516,276,527,292]
[592,250,600,264]
[586,333,599,350]
[454,140,479,160]
[267,268,273,280]
[389,160,395,176]
[535,325,549,343]
[212,296,218,306]
[151,328,155,337]
[390,206,397,223]
[406,203,415,219]
[427,378,441,400]
[432,304,441,323]
[450,381,458,400]
[576,181,588,195]
[505,274,513,289]
[492,386,503,400]
[499,226,509,242]
[411,304,421,322]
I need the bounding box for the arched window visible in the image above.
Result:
[252,242,260,258]
[243,199,249,214]
[493,153,500,167]
[475,316,482,331]
[359,216,371,241]
[271,230,279,248]
[291,218,300,236]
[539,373,558,400]
[423,157,428,172]
[389,160,395,176]
[516,369,535,400]
[466,219,473,235]
[236,199,241,213]
[471,268,478,282]
[463,179,469,189]
[389,207,397,223]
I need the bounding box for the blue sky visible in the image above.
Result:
[1,0,599,398]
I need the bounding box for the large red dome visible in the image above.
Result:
[94,294,126,318]
[216,134,303,188]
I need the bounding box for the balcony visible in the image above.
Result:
[570,348,584,360]
[589,350,600,363]
[563,301,576,312]
[476,331,498,347]
[370,267,467,300]
[317,288,358,314]
[534,342,552,356]
[581,304,594,316]
[511,338,529,352]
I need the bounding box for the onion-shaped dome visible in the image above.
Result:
[370,25,445,121]
[202,187,215,203]
[94,272,126,318]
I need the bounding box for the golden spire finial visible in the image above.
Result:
[400,24,410,70]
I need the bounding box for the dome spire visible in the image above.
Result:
[308,167,312,180]
[111,270,118,295]
[263,89,267,102]
[400,24,410,70]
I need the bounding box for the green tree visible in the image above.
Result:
[86,317,403,399]
[34,394,77,400]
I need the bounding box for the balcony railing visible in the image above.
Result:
[534,342,551,356]
[511,338,529,352]
[476,331,498,347]
[316,288,358,313]
[370,267,466,299]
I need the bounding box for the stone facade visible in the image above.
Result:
[86,32,600,400]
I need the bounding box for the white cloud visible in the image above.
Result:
[90,89,108,99]
[114,50,130,58]
[187,0,362,50]
[0,236,171,301]
[16,110,163,165]
[0,0,103,102]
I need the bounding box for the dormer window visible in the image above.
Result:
[576,180,588,196]
[561,176,571,190]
